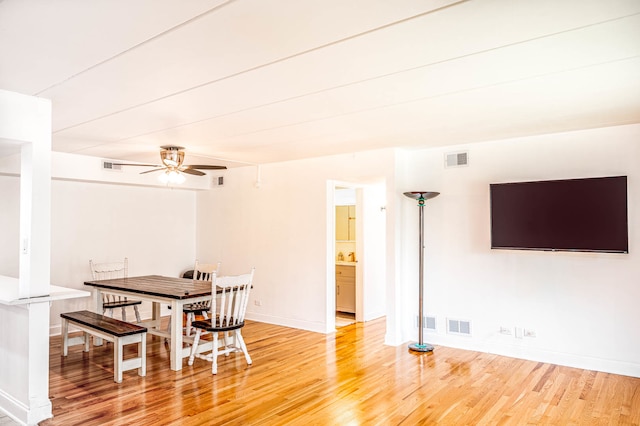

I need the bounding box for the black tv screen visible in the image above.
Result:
[490,176,628,253]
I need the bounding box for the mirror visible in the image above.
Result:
[336,205,356,241]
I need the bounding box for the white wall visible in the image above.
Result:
[0,175,198,333]
[399,124,640,377]
[196,123,639,377]
[196,150,394,333]
[0,177,20,277]
[3,123,638,379]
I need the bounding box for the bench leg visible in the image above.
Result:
[139,334,146,377]
[114,337,123,383]
[62,319,91,356]
[113,334,146,382]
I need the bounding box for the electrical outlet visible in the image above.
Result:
[524,329,536,338]
[254,300,262,307]
[499,326,512,335]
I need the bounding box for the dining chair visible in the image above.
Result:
[89,258,142,323]
[167,260,221,337]
[183,261,221,336]
[188,268,255,374]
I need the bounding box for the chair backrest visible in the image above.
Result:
[211,268,255,329]
[90,258,128,280]
[194,260,221,282]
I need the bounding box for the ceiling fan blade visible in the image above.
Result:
[112,162,162,167]
[139,168,166,174]
[183,164,227,170]
[181,168,206,176]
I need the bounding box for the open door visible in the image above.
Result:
[329,181,386,330]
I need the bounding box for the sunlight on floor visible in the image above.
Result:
[336,312,355,327]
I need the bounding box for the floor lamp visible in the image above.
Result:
[404,191,440,353]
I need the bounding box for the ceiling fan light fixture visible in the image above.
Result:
[160,146,185,168]
[158,169,185,184]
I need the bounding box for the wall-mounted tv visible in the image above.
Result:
[490,176,628,253]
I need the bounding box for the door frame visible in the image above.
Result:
[327,180,386,330]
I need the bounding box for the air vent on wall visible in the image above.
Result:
[447,318,471,335]
[416,315,437,330]
[445,151,469,168]
[102,160,122,172]
[212,175,224,187]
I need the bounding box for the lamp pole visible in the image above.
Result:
[404,191,440,352]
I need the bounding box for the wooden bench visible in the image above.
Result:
[61,310,147,383]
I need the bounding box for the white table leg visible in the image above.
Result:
[62,318,69,356]
[151,301,161,329]
[170,299,183,371]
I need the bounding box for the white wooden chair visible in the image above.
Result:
[188,268,255,374]
[167,261,221,336]
[183,261,221,335]
[89,258,141,323]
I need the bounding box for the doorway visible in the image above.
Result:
[330,181,386,330]
[335,188,357,327]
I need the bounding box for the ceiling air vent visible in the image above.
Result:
[445,151,468,168]
[102,160,122,172]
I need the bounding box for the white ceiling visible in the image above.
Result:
[1,0,639,168]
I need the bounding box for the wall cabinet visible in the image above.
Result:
[336,264,355,313]
[336,205,356,241]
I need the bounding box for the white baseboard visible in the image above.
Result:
[0,388,52,426]
[423,335,640,378]
[245,312,327,334]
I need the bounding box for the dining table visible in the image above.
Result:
[84,275,217,371]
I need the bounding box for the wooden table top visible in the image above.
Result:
[84,275,217,300]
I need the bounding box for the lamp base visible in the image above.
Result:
[408,342,434,353]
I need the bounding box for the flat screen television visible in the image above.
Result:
[490,176,628,253]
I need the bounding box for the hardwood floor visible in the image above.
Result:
[41,318,640,425]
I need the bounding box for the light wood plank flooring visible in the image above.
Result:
[39,318,640,425]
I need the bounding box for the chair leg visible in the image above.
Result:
[186,312,194,336]
[235,330,252,366]
[212,332,219,375]
[134,305,141,323]
[224,332,231,357]
[188,330,202,366]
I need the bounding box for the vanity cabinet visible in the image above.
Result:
[336,264,355,313]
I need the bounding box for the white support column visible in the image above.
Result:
[0,89,53,425]
[19,98,51,299]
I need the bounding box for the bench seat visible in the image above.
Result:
[61,310,147,383]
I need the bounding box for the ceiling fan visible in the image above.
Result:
[115,146,226,183]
